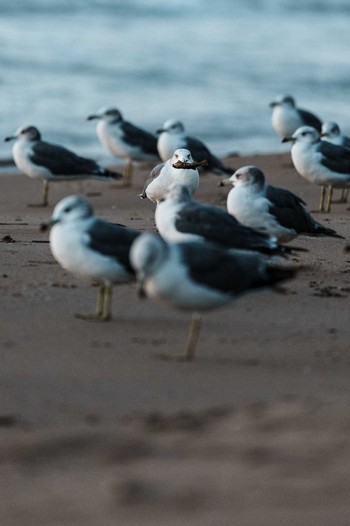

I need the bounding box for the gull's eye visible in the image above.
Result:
[64,206,72,213]
[235,173,241,179]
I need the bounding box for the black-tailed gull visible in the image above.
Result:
[4,126,122,207]
[321,121,350,203]
[156,119,233,176]
[139,148,203,204]
[40,195,139,321]
[155,183,297,256]
[269,95,322,139]
[221,165,342,241]
[130,232,296,361]
[282,126,350,212]
[87,108,159,186]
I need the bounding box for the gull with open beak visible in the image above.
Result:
[156,118,233,176]
[139,148,204,204]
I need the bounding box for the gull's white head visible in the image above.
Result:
[269,94,296,109]
[130,233,169,284]
[52,195,93,224]
[171,148,194,165]
[87,107,123,124]
[283,126,321,145]
[321,121,341,140]
[157,119,185,135]
[228,165,266,190]
[4,125,41,142]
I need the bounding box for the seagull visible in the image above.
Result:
[321,121,350,204]
[155,183,298,256]
[130,232,296,362]
[220,165,342,242]
[40,195,139,321]
[139,148,204,204]
[321,121,350,149]
[282,126,350,213]
[269,95,322,139]
[4,126,122,207]
[87,108,160,187]
[156,119,233,176]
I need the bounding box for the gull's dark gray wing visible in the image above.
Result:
[266,184,341,236]
[298,109,322,132]
[121,121,159,156]
[87,219,140,274]
[179,242,293,294]
[175,202,276,253]
[31,141,105,176]
[139,162,165,198]
[317,141,350,174]
[342,136,350,149]
[186,136,232,175]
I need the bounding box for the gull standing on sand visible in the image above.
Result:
[269,95,322,138]
[283,126,350,213]
[155,183,295,256]
[139,148,204,204]
[156,119,233,176]
[87,108,159,187]
[40,195,139,321]
[321,121,350,204]
[130,232,296,362]
[221,165,342,242]
[4,126,122,207]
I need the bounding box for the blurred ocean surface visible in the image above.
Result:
[1,0,350,164]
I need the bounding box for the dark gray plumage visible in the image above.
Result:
[155,184,296,255]
[4,125,121,206]
[130,232,296,361]
[40,195,140,321]
[156,119,233,176]
[283,126,350,212]
[225,165,343,241]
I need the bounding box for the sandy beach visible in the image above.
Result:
[1,152,350,525]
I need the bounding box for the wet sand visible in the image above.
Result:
[1,152,350,525]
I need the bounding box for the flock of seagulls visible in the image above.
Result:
[3,94,349,360]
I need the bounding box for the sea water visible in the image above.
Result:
[0,0,349,162]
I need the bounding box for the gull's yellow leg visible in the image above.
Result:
[342,188,349,203]
[28,179,50,207]
[75,284,109,321]
[182,312,202,362]
[123,159,133,187]
[319,185,326,212]
[101,284,112,321]
[325,186,333,213]
[42,180,49,206]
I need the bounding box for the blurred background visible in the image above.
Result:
[0,0,349,161]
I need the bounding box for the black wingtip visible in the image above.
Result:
[316,225,345,239]
[267,265,298,285]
